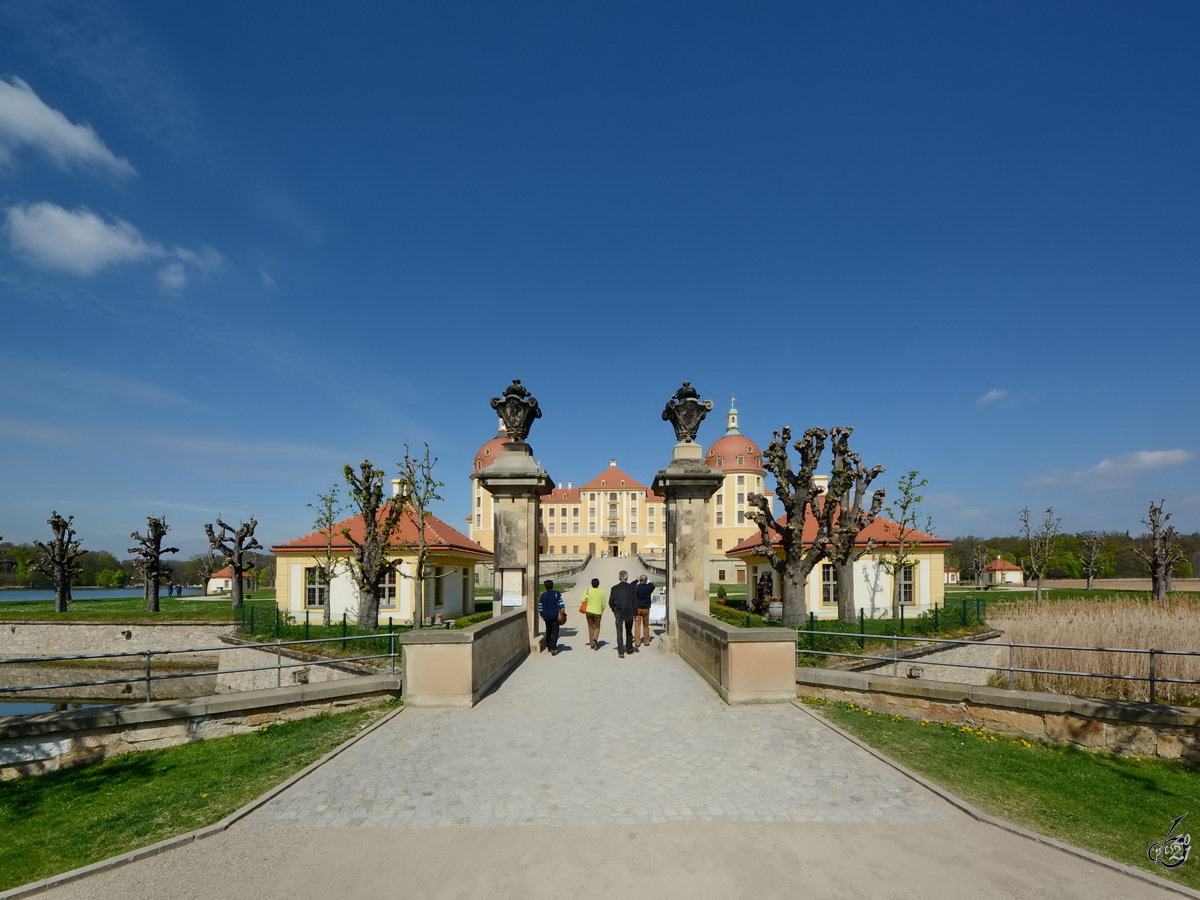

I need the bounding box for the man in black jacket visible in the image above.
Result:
[608,570,637,658]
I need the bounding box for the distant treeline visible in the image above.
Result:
[0,545,275,590]
[947,531,1200,581]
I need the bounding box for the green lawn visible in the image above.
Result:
[0,702,397,891]
[804,698,1199,891]
[946,586,1154,602]
[0,590,279,622]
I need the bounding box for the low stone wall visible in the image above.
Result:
[796,668,1200,765]
[850,633,1006,686]
[676,610,796,704]
[0,621,233,659]
[214,642,384,692]
[398,609,528,707]
[0,675,401,780]
[0,662,216,701]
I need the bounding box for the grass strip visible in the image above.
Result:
[0,592,278,623]
[803,698,1199,891]
[0,701,397,891]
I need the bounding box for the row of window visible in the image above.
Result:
[819,564,914,604]
[303,566,456,610]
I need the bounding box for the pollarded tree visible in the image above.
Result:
[1020,506,1062,601]
[342,460,407,631]
[879,471,932,620]
[746,427,832,626]
[1132,500,1186,602]
[129,516,180,612]
[1079,532,1107,591]
[205,517,263,609]
[306,483,345,627]
[395,443,449,628]
[821,428,886,623]
[33,512,85,612]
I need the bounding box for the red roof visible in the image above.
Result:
[986,558,1022,572]
[705,434,764,472]
[211,567,231,579]
[473,434,509,472]
[577,462,647,491]
[727,514,949,557]
[272,506,491,558]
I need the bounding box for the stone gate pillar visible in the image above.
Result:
[652,383,722,645]
[474,381,553,642]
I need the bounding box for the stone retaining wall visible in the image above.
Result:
[0,621,233,659]
[796,667,1200,765]
[676,610,796,704]
[398,608,528,707]
[0,676,401,780]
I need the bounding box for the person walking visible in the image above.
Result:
[581,577,606,650]
[539,579,565,655]
[608,570,637,658]
[633,574,654,647]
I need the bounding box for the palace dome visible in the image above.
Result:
[704,402,764,472]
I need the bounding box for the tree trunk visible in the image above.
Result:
[230,567,244,609]
[358,586,379,631]
[780,560,815,626]
[146,570,160,613]
[53,569,69,613]
[1086,573,1095,591]
[835,557,856,624]
[1035,573,1043,602]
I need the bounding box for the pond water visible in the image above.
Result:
[0,587,203,603]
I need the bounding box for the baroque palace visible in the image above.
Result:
[469,402,771,586]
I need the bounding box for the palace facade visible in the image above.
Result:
[469,403,767,585]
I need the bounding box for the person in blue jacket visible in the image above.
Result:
[538,579,565,655]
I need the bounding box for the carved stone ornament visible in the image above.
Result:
[490,379,542,442]
[662,381,713,443]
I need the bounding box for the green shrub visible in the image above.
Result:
[709,602,768,628]
[452,610,493,629]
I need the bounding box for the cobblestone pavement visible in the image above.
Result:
[245,616,948,829]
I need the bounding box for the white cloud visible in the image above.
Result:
[977,389,1008,405]
[5,203,160,274]
[1027,449,1197,490]
[0,76,134,174]
[261,269,275,289]
[5,202,224,287]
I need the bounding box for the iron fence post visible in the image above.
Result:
[808,612,815,652]
[275,608,280,640]
[390,631,396,675]
[1008,643,1015,690]
[249,606,255,634]
[900,604,904,634]
[342,611,347,639]
[892,635,898,678]
[276,641,282,688]
[961,597,967,627]
[859,608,864,650]
[933,603,938,632]
[1149,649,1156,704]
[144,649,152,702]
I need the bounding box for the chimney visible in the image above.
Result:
[558,481,563,489]
[567,481,572,488]
[610,459,616,467]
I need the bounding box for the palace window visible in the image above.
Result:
[899,566,915,604]
[737,492,745,503]
[822,564,837,605]
[716,494,723,505]
[716,539,723,550]
[737,511,744,524]
[573,545,579,554]
[716,512,724,525]
[431,567,444,608]
[589,523,596,533]
[377,569,397,609]
[305,568,327,609]
[475,514,482,528]
[548,522,556,534]
[572,521,579,534]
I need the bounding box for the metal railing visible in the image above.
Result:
[795,630,1200,703]
[0,633,400,704]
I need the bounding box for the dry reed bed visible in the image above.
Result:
[988,595,1200,705]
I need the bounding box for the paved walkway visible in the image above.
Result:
[38,618,1185,900]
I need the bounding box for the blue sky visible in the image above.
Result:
[1,1,1198,558]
